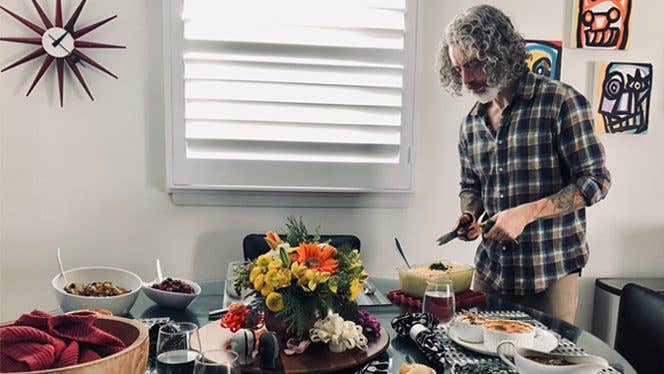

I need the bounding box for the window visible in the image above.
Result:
[164,0,418,192]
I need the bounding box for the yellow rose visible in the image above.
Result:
[266,292,284,312]
[249,266,263,283]
[349,279,362,301]
[267,258,283,270]
[252,273,265,290]
[257,254,271,267]
[260,286,274,297]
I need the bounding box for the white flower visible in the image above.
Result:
[309,313,368,353]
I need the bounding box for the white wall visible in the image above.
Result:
[1,0,663,331]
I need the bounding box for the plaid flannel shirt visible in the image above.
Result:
[459,72,611,295]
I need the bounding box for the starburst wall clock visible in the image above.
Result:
[0,0,124,107]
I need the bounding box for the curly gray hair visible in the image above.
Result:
[436,5,528,96]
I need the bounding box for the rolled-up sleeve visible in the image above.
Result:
[557,90,612,206]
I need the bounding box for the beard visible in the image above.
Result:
[464,83,501,104]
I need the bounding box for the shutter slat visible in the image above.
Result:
[185,81,402,107]
[185,23,404,50]
[187,140,400,164]
[186,101,401,127]
[184,1,406,24]
[184,61,403,88]
[183,50,403,69]
[186,120,400,145]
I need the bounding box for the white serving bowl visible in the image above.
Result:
[483,319,535,353]
[52,266,143,316]
[451,315,486,343]
[141,278,201,310]
[498,342,610,374]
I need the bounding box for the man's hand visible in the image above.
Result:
[484,204,536,241]
[455,212,481,241]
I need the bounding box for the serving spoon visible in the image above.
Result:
[56,248,68,285]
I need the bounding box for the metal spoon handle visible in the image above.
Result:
[394,237,411,269]
[57,248,68,284]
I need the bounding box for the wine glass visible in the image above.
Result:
[155,322,200,374]
[194,349,240,374]
[422,278,455,325]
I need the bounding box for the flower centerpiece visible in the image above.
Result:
[232,217,374,344]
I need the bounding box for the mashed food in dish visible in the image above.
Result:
[482,319,536,352]
[398,261,474,297]
[456,312,487,325]
[64,281,130,297]
[483,320,533,334]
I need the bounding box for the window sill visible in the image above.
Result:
[170,189,413,208]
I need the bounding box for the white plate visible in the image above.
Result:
[448,325,558,357]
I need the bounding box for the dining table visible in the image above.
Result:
[57,277,636,373]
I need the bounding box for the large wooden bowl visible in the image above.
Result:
[1,315,149,374]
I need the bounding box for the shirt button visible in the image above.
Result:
[500,194,505,198]
[498,140,503,145]
[499,167,504,172]
[502,246,507,250]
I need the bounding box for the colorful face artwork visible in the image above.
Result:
[572,0,632,49]
[593,62,652,134]
[525,40,563,80]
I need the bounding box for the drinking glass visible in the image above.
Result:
[155,322,201,374]
[422,278,455,324]
[193,349,240,374]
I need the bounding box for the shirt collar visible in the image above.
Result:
[469,71,536,117]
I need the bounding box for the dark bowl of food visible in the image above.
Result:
[52,267,143,316]
[141,277,201,310]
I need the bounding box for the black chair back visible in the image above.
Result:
[242,234,360,261]
[614,283,664,373]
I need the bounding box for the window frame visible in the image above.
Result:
[163,0,420,194]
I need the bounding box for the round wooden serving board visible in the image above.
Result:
[194,320,390,373]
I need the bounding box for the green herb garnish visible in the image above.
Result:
[429,262,448,271]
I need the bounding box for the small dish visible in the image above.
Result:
[498,341,610,374]
[448,324,557,356]
[483,319,536,352]
[142,278,201,310]
[52,266,142,316]
[451,312,488,343]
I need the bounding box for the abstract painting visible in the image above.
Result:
[572,0,632,49]
[593,62,652,134]
[525,40,563,80]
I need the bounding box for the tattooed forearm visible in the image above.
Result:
[530,184,586,220]
[551,184,579,212]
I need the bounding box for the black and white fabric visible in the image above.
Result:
[391,312,438,337]
[355,351,391,374]
[391,311,621,373]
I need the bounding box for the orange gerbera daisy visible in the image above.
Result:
[295,242,338,274]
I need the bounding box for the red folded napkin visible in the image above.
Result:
[0,310,125,373]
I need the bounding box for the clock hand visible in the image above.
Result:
[47,33,72,55]
[51,30,69,47]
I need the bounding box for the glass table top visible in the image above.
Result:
[56,278,636,373]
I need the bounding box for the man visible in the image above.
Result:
[436,5,611,323]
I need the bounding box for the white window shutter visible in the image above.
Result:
[165,0,418,192]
